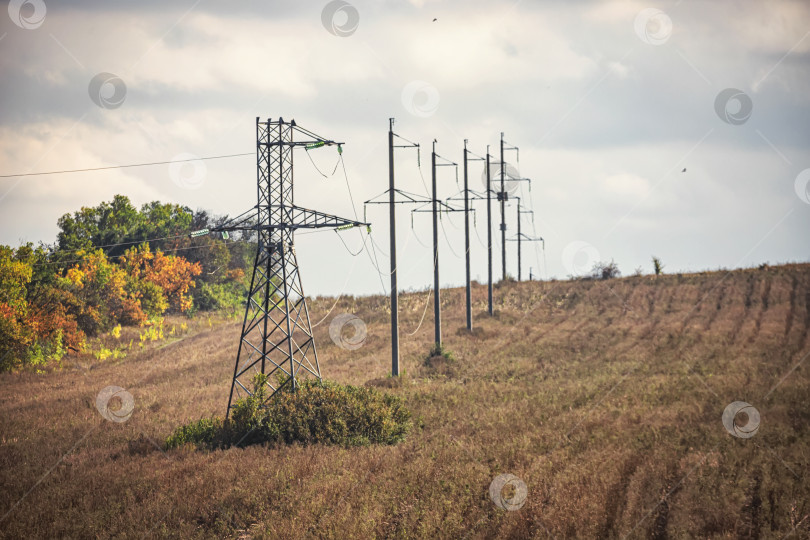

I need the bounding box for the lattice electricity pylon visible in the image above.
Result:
[211,118,369,418]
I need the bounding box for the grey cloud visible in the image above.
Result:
[0,0,808,296]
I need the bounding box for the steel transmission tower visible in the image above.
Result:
[213,118,368,417]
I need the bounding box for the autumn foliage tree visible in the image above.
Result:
[1,246,84,371]
[121,244,202,313]
[62,250,145,335]
[0,195,248,372]
[0,246,34,369]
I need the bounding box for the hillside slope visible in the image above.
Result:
[1,264,809,538]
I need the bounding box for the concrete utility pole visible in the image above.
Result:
[411,142,459,346]
[363,120,424,377]
[447,144,486,328]
[507,196,542,284]
[388,119,399,376]
[422,141,460,346]
[498,133,522,282]
[486,148,493,315]
[500,132,506,281]
[517,197,522,281]
[431,141,440,346]
[463,140,472,331]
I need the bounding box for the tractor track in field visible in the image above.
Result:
[703,280,728,332]
[730,273,758,344]
[749,275,772,344]
[784,276,799,339]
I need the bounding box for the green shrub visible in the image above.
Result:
[165,416,225,449]
[423,343,458,377]
[25,329,67,370]
[425,342,455,365]
[652,256,665,276]
[165,375,412,450]
[194,281,242,312]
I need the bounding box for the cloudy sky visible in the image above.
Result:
[1,0,808,296]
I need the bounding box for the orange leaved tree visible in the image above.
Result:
[121,244,202,313]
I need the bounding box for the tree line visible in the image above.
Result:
[0,195,254,372]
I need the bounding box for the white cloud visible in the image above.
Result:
[602,172,649,198]
[0,0,807,294]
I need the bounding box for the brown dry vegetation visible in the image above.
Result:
[1,264,809,539]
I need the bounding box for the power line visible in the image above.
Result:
[304,147,341,178]
[310,255,362,329]
[334,230,364,256]
[518,180,545,279]
[338,152,388,294]
[439,215,463,259]
[0,152,254,179]
[33,239,248,267]
[48,232,191,257]
[404,288,432,336]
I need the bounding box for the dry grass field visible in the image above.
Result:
[1,263,809,539]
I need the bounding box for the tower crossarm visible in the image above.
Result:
[211,206,367,232]
[286,205,368,230]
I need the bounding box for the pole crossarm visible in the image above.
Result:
[364,188,431,206]
[447,188,488,202]
[392,132,420,147]
[507,233,544,243]
[391,130,421,166]
[364,188,433,224]
[434,152,459,188]
[411,200,462,213]
[502,139,519,163]
[492,176,529,192]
